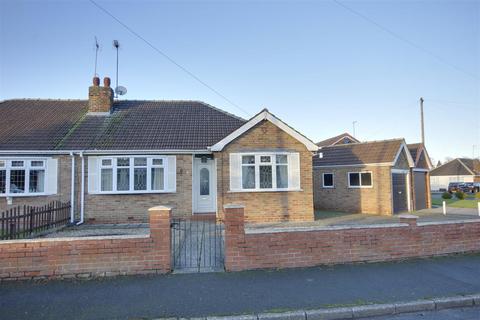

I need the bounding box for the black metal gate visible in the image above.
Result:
[392,173,408,213]
[171,218,224,273]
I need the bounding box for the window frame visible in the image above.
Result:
[97,156,169,194]
[347,171,373,188]
[0,158,48,197]
[322,172,335,188]
[238,152,294,192]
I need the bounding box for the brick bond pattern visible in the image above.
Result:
[224,206,480,272]
[215,120,315,223]
[0,207,171,281]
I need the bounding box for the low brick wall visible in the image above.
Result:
[224,205,480,272]
[0,206,172,281]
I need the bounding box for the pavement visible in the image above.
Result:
[1,253,480,320]
[366,306,480,320]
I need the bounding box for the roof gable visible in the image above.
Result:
[316,133,359,147]
[407,143,433,169]
[430,158,480,176]
[210,109,319,152]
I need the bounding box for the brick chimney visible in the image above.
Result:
[88,76,114,113]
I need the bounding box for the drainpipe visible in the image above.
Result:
[76,151,85,225]
[70,152,75,223]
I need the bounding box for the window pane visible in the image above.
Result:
[0,170,5,193]
[323,173,333,187]
[117,158,130,167]
[259,165,272,189]
[242,166,255,189]
[349,173,360,186]
[260,156,271,163]
[0,160,5,168]
[361,172,372,186]
[134,158,147,166]
[151,167,164,190]
[29,169,45,193]
[11,161,24,167]
[117,168,130,191]
[10,170,25,193]
[102,159,112,166]
[200,168,210,195]
[276,165,288,188]
[276,155,288,164]
[101,168,113,191]
[30,160,44,167]
[152,158,163,166]
[242,155,255,164]
[134,168,147,190]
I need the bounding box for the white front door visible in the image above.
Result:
[193,158,216,213]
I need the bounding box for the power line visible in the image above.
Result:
[332,0,479,81]
[88,0,251,117]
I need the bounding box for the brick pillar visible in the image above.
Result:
[399,214,418,227]
[224,204,245,272]
[148,206,172,272]
[426,172,432,209]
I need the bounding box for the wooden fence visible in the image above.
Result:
[0,201,71,240]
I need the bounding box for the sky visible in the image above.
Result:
[0,0,479,163]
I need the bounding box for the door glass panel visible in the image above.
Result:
[200,168,210,196]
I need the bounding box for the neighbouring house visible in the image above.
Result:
[407,143,433,210]
[0,77,318,224]
[316,132,359,147]
[430,158,480,191]
[313,138,416,215]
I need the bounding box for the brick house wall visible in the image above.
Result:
[0,155,73,212]
[84,155,193,223]
[313,165,394,215]
[216,120,314,223]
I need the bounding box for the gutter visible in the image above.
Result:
[0,149,211,155]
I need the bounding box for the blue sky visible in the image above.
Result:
[0,0,478,163]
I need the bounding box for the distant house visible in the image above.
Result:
[430,158,480,191]
[407,143,433,210]
[0,76,319,224]
[313,139,416,215]
[316,132,359,147]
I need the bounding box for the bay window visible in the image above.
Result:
[0,158,53,196]
[95,156,173,194]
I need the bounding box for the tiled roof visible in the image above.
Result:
[313,139,404,167]
[0,99,246,151]
[316,132,359,147]
[0,99,88,150]
[430,158,480,176]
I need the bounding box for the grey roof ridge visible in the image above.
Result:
[319,137,405,149]
[0,98,87,102]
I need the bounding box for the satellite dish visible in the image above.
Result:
[115,86,127,96]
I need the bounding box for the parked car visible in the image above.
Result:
[447,182,462,193]
[459,182,480,193]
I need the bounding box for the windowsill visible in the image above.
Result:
[228,188,303,193]
[322,186,335,189]
[90,190,176,195]
[348,186,373,189]
[0,193,53,197]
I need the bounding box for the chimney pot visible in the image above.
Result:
[103,77,111,87]
[93,76,100,86]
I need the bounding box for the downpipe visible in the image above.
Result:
[76,151,85,225]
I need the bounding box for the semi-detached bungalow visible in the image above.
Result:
[430,158,480,191]
[0,77,318,224]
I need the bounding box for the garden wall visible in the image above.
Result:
[224,205,480,271]
[0,206,171,281]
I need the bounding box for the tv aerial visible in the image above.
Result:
[113,40,127,97]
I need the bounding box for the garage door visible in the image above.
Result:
[392,173,408,213]
[414,171,427,210]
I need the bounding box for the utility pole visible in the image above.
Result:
[420,97,425,145]
[352,121,357,138]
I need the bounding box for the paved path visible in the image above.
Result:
[0,254,479,320]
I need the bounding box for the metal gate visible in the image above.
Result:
[413,172,427,210]
[392,173,408,213]
[171,218,224,273]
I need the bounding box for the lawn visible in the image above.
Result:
[431,197,479,209]
[314,210,352,220]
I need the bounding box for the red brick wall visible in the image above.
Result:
[0,206,171,281]
[224,206,480,272]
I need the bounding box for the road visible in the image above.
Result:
[0,253,479,319]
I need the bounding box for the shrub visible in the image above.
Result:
[442,192,452,199]
[455,191,465,200]
[475,192,480,199]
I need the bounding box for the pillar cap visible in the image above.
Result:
[148,205,173,211]
[224,204,245,209]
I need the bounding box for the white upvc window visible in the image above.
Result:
[348,171,373,188]
[322,173,334,188]
[0,158,57,196]
[92,155,175,194]
[230,152,300,192]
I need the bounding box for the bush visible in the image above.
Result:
[442,192,452,199]
[455,191,465,200]
[476,192,480,199]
